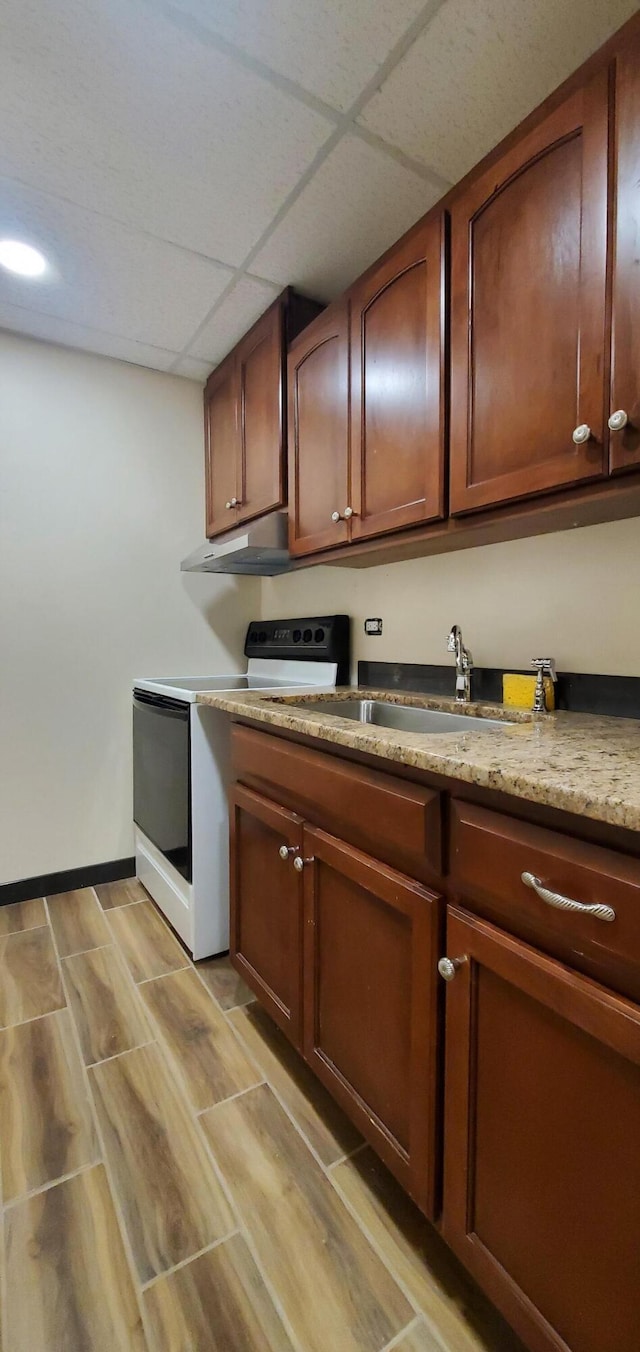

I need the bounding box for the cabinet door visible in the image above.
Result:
[288,302,350,556]
[450,72,609,515]
[230,785,304,1049]
[442,906,640,1352]
[237,302,286,524]
[609,35,640,473]
[204,356,240,538]
[349,217,446,539]
[302,826,441,1215]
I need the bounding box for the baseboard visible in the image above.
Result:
[0,857,136,907]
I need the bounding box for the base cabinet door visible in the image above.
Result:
[302,826,441,1216]
[230,785,304,1049]
[450,72,609,515]
[441,907,640,1352]
[349,216,446,540]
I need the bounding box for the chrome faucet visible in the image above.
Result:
[447,625,473,703]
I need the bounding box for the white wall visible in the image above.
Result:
[0,332,258,884]
[261,517,640,680]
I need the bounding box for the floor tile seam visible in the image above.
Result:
[175,1065,306,1352]
[42,896,155,1348]
[135,974,265,1115]
[100,905,187,1006]
[1,1159,101,1211]
[327,1168,425,1324]
[0,919,48,940]
[219,1017,348,1175]
[63,922,157,1051]
[56,938,114,960]
[85,1038,158,1070]
[138,1227,241,1292]
[379,1314,429,1352]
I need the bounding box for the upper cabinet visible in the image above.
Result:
[449,72,610,515]
[288,301,351,558]
[289,217,446,557]
[610,30,640,475]
[348,217,446,540]
[203,289,322,540]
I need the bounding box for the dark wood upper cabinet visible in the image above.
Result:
[349,216,446,540]
[204,289,322,540]
[442,906,640,1352]
[302,825,441,1216]
[609,33,640,474]
[230,784,304,1050]
[204,355,239,539]
[449,72,610,516]
[288,301,351,557]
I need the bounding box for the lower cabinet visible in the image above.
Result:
[301,825,441,1216]
[441,906,640,1352]
[229,783,442,1215]
[230,784,304,1050]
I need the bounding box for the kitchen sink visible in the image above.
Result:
[293,698,513,734]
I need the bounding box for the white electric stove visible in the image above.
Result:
[132,616,349,958]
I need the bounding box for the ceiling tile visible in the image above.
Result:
[252,135,440,300]
[0,178,232,350]
[359,0,637,182]
[164,0,427,112]
[0,304,179,371]
[187,275,282,363]
[0,0,333,265]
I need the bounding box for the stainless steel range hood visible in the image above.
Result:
[180,512,295,576]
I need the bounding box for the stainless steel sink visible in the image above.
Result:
[295,698,512,734]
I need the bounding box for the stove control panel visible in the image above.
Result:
[245,615,350,680]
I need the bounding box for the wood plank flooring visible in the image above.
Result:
[0,881,524,1352]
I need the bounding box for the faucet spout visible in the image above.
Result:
[447,625,473,703]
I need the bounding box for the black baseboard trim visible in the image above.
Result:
[358,661,640,720]
[0,857,136,908]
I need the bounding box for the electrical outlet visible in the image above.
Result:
[364,618,383,636]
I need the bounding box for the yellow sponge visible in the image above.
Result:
[502,673,555,711]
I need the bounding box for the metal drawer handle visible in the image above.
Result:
[521,871,616,922]
[278,845,298,861]
[293,855,314,871]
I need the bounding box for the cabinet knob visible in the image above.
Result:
[331,511,342,523]
[225,500,233,510]
[344,506,354,519]
[438,955,467,982]
[608,409,629,432]
[572,424,592,445]
[278,845,298,861]
[293,855,314,871]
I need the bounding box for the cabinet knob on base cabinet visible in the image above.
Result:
[225,501,233,510]
[344,506,355,518]
[572,424,592,445]
[293,855,314,871]
[331,511,342,523]
[608,410,629,432]
[438,955,467,982]
[278,845,298,860]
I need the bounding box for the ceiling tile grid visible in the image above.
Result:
[358,0,639,182]
[0,0,634,379]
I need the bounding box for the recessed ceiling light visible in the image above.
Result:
[0,239,49,278]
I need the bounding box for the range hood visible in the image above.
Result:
[180,512,295,577]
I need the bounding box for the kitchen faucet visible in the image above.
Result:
[447,624,473,703]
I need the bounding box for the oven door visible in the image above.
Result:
[133,691,192,882]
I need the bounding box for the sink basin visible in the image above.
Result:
[294,698,512,734]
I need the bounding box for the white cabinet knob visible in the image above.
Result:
[344,506,354,519]
[278,845,297,860]
[331,511,341,523]
[293,855,314,871]
[225,500,233,509]
[608,410,629,432]
[572,424,592,445]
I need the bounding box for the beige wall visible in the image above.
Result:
[261,518,640,680]
[0,332,258,884]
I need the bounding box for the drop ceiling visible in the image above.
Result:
[0,0,635,382]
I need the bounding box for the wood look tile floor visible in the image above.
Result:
[0,882,525,1352]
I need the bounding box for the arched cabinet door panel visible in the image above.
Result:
[349,216,446,541]
[450,71,610,515]
[287,302,350,557]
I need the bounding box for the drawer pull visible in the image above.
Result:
[521,872,616,922]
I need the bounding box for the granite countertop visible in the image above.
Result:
[196,686,640,832]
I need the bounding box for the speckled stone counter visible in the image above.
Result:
[196,687,640,832]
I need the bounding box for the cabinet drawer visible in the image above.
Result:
[232,725,442,884]
[450,801,640,1001]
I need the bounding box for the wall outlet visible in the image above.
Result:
[364,618,383,636]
